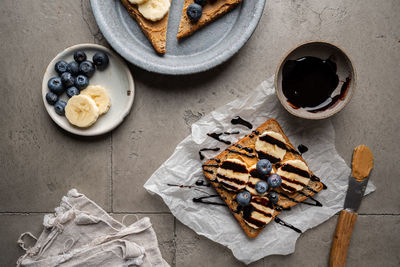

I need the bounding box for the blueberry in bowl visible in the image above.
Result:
[60,72,75,88]
[54,100,67,116]
[93,52,109,70]
[74,75,89,90]
[54,60,68,75]
[74,50,87,63]
[67,61,79,76]
[45,92,59,105]
[48,77,64,95]
[79,60,95,77]
[66,86,80,98]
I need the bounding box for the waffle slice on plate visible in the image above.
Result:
[202,118,325,238]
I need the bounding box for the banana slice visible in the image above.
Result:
[80,85,111,115]
[128,0,148,4]
[65,95,99,128]
[138,0,170,22]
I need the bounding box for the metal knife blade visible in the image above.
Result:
[343,145,374,213]
[343,176,369,212]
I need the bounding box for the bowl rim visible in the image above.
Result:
[274,40,357,120]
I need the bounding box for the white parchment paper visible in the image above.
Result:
[144,77,375,264]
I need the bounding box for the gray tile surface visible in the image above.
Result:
[176,215,400,267]
[0,214,44,267]
[0,0,399,266]
[0,0,111,212]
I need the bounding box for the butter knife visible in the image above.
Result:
[329,145,374,267]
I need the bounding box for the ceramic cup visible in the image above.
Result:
[275,41,356,119]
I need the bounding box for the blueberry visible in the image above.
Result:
[48,77,64,95]
[187,3,202,22]
[236,191,251,206]
[79,60,95,77]
[255,181,268,194]
[54,100,67,116]
[92,52,109,70]
[74,50,87,63]
[267,174,282,188]
[194,0,207,6]
[256,159,272,177]
[67,61,79,76]
[45,92,58,105]
[74,75,89,90]
[267,191,279,204]
[66,87,80,98]
[60,72,75,88]
[54,60,68,75]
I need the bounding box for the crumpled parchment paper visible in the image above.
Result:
[144,77,375,264]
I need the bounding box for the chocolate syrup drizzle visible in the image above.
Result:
[211,158,221,163]
[231,116,253,129]
[234,144,253,153]
[275,217,302,233]
[206,131,240,146]
[193,195,226,206]
[279,191,322,207]
[207,133,231,145]
[202,164,219,168]
[225,149,256,158]
[199,147,220,160]
[223,131,240,135]
[258,134,299,155]
[297,144,308,155]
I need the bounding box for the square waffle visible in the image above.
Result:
[202,118,325,238]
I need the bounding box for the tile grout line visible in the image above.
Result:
[173,217,177,267]
[0,211,173,215]
[0,211,399,216]
[110,131,113,213]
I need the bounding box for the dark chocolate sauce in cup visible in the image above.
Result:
[282,56,341,109]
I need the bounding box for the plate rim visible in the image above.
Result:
[90,0,266,75]
[42,43,135,136]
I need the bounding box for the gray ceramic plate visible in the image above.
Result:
[90,0,266,75]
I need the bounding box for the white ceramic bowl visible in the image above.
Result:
[42,44,135,136]
[275,41,356,119]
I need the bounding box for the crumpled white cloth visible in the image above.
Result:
[17,189,169,267]
[144,77,375,264]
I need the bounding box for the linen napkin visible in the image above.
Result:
[17,189,169,267]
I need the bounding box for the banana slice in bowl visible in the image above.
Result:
[81,85,111,115]
[65,95,100,128]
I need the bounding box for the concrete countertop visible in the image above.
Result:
[0,0,399,266]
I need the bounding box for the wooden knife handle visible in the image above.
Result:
[329,210,358,267]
